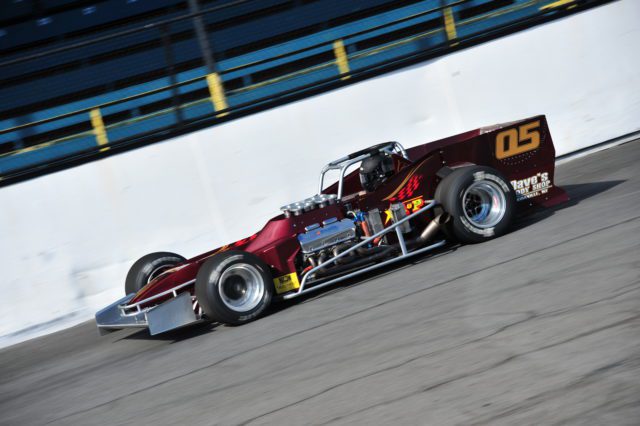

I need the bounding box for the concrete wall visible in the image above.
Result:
[1,0,639,346]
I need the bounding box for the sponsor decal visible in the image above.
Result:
[273,272,300,294]
[511,172,552,201]
[384,195,426,225]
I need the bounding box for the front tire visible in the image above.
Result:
[435,166,516,243]
[195,251,273,325]
[125,252,186,295]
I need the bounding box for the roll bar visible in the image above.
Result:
[317,142,409,200]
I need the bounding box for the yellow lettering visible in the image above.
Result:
[496,121,541,159]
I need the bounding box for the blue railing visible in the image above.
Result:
[0,0,608,184]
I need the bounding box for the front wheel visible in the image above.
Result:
[195,251,273,325]
[435,166,516,244]
[125,252,186,295]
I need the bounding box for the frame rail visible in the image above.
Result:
[283,199,445,299]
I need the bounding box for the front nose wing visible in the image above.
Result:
[95,294,144,335]
[95,291,200,335]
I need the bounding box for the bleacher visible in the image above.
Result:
[0,0,606,183]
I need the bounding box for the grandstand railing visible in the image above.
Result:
[0,0,608,185]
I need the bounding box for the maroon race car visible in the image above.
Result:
[96,115,568,335]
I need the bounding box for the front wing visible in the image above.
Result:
[95,291,201,335]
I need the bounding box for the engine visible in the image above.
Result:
[281,194,428,275]
[294,216,362,270]
[297,218,357,254]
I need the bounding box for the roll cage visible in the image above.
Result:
[317,141,409,200]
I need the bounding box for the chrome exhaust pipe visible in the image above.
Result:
[418,213,450,243]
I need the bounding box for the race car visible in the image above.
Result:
[96,115,568,335]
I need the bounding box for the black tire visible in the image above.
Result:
[435,166,516,244]
[195,251,273,325]
[125,252,186,295]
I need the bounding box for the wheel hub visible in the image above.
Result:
[218,263,264,312]
[462,180,507,228]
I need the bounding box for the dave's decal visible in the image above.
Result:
[511,172,552,201]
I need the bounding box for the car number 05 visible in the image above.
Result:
[495,121,541,159]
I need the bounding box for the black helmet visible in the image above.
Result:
[359,153,394,192]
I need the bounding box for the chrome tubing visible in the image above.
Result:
[283,240,446,300]
[395,226,408,255]
[317,142,409,199]
[318,153,370,200]
[336,156,365,200]
[396,142,409,160]
[283,200,444,300]
[120,279,195,316]
[382,141,409,160]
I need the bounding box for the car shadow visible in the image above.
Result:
[118,321,219,342]
[511,180,625,231]
[561,180,626,206]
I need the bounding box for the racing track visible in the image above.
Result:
[1,139,639,425]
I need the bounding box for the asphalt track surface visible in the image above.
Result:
[1,140,639,426]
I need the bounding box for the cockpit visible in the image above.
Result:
[279,142,410,217]
[318,141,410,198]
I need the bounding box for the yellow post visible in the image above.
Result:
[333,39,350,80]
[540,0,576,10]
[443,6,458,44]
[206,72,229,117]
[89,108,109,152]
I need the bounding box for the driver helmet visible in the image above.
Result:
[359,153,394,192]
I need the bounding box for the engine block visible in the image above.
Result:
[297,218,357,254]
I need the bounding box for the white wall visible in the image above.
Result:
[1,0,639,346]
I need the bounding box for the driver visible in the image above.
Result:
[359,153,394,192]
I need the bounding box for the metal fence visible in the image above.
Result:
[0,0,608,185]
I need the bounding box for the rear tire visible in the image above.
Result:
[125,252,186,295]
[435,166,516,243]
[195,251,273,325]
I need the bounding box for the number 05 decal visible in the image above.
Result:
[495,121,541,160]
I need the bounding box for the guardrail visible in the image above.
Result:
[0,0,609,185]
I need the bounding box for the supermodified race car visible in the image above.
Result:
[96,115,567,335]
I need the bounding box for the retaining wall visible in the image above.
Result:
[1,0,638,346]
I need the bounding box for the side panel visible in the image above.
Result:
[436,115,568,209]
[353,115,567,224]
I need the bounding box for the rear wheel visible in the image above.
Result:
[195,251,273,325]
[435,166,516,243]
[125,252,186,295]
